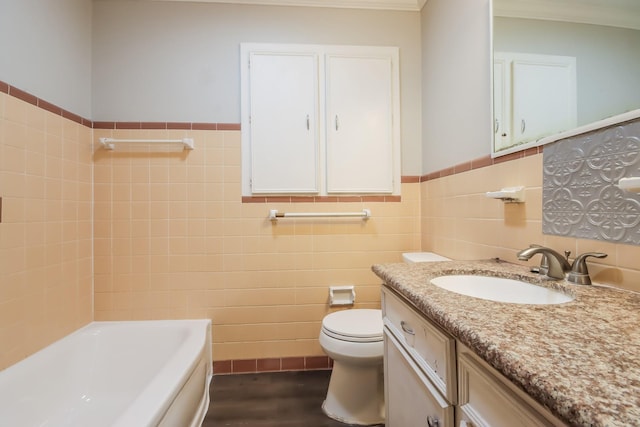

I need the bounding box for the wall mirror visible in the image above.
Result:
[492,0,640,156]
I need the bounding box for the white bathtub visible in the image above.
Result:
[0,320,212,427]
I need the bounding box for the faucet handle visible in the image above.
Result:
[567,252,607,285]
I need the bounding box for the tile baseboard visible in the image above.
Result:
[213,356,333,375]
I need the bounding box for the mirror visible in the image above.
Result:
[492,0,640,155]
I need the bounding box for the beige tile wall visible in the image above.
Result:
[421,154,640,293]
[6,85,637,371]
[93,128,421,361]
[0,93,93,370]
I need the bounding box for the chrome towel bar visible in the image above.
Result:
[269,209,371,221]
[99,137,195,150]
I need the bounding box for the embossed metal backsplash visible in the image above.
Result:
[543,119,640,244]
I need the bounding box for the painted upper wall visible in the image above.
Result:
[420,0,492,175]
[0,0,93,118]
[92,0,423,175]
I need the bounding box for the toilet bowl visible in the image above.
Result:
[319,309,384,425]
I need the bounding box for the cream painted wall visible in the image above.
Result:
[420,0,493,175]
[91,0,424,176]
[0,0,93,118]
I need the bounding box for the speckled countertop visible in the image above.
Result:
[372,259,640,427]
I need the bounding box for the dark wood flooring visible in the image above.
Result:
[203,370,359,426]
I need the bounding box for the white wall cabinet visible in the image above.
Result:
[494,52,576,153]
[241,44,400,196]
[326,54,395,193]
[248,52,319,193]
[382,286,565,427]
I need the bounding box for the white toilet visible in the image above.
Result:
[319,308,384,425]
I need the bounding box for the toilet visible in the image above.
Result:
[319,309,384,425]
[402,252,451,263]
[319,253,449,425]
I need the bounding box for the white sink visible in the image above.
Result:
[430,275,574,305]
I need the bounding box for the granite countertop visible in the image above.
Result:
[372,259,640,427]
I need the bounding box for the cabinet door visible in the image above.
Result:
[511,58,576,144]
[493,57,511,151]
[249,52,319,193]
[325,54,394,193]
[384,331,454,427]
[457,345,565,427]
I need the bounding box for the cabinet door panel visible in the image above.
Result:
[326,55,394,193]
[493,57,511,151]
[458,346,565,427]
[382,288,457,403]
[512,59,576,144]
[249,52,319,193]
[384,331,454,427]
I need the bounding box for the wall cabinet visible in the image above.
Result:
[493,52,577,153]
[382,286,565,427]
[248,52,319,193]
[241,44,400,196]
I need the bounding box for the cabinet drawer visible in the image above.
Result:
[385,331,454,427]
[382,287,457,404]
[457,344,566,427]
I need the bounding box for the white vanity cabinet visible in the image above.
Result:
[385,331,454,427]
[382,287,456,427]
[457,344,566,427]
[382,286,566,427]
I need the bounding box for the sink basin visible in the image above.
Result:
[430,275,574,305]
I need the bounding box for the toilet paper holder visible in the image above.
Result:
[329,286,356,306]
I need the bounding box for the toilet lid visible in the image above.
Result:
[322,309,383,342]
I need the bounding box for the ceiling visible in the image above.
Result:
[150,0,429,11]
[147,0,640,28]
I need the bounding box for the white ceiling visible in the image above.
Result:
[151,0,428,12]
[148,0,640,29]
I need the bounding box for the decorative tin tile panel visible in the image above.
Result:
[543,119,640,244]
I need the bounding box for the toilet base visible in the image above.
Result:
[322,361,385,425]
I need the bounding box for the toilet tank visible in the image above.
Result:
[402,252,451,263]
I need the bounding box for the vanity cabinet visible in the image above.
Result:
[385,331,454,427]
[382,286,565,427]
[382,287,456,427]
[457,344,566,427]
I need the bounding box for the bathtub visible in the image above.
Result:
[0,320,212,427]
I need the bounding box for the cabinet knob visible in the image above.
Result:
[427,415,440,427]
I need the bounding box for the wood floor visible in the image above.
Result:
[203,370,359,426]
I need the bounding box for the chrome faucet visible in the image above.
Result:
[516,245,571,280]
[517,245,608,284]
